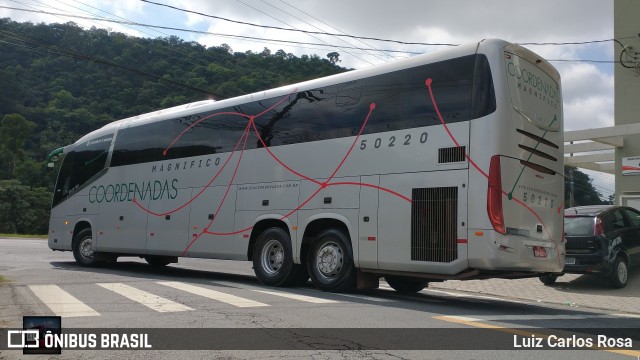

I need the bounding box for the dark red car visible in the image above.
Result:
[539,205,640,288]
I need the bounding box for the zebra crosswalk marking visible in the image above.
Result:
[253,290,339,304]
[157,281,269,308]
[28,285,100,318]
[97,283,193,312]
[331,292,397,303]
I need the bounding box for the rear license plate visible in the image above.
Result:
[533,246,547,258]
[564,257,576,265]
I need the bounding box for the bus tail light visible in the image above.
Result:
[487,155,505,234]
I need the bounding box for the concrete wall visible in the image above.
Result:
[614,0,640,205]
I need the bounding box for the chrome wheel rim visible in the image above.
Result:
[261,239,284,275]
[80,236,94,259]
[316,241,343,279]
[617,261,628,284]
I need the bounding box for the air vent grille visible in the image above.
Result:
[516,129,559,149]
[518,144,558,162]
[438,146,466,163]
[411,187,458,262]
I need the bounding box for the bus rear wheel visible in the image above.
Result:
[307,229,355,292]
[253,227,305,287]
[538,274,559,285]
[384,276,429,293]
[72,228,99,266]
[144,256,176,267]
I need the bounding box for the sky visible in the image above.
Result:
[0,0,617,197]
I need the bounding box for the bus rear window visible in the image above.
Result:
[52,134,113,207]
[505,52,561,132]
[564,217,594,237]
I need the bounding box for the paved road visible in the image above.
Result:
[1,238,639,359]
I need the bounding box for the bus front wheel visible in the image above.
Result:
[72,228,99,266]
[253,227,305,287]
[307,229,356,292]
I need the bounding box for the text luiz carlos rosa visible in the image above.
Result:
[513,334,633,349]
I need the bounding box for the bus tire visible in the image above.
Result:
[609,256,628,289]
[253,227,303,287]
[384,276,429,293]
[72,228,99,266]
[144,256,174,267]
[307,229,356,292]
[538,274,559,285]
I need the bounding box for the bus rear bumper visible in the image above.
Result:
[467,231,565,273]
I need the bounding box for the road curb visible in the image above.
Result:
[430,274,640,315]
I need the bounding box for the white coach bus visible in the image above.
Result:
[47,39,565,292]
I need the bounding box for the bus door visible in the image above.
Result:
[358,175,379,269]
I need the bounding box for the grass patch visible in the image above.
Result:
[0,233,47,239]
[0,275,9,283]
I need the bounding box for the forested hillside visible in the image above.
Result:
[0,19,347,234]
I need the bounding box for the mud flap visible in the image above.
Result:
[356,269,379,289]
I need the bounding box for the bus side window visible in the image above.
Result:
[471,54,497,119]
[336,82,362,107]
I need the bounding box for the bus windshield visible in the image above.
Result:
[52,134,113,207]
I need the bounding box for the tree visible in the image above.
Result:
[260,47,271,57]
[48,89,79,110]
[0,68,23,115]
[15,159,44,188]
[564,166,606,207]
[220,43,232,54]
[327,52,341,65]
[0,180,51,234]
[0,114,36,179]
[607,194,615,205]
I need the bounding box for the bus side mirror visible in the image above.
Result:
[46,148,64,170]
